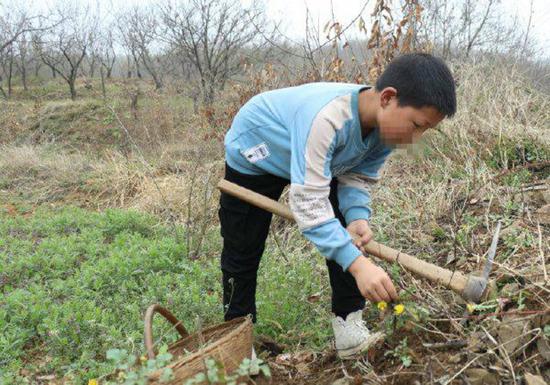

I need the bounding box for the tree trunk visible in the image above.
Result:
[126,56,132,78]
[132,53,142,78]
[151,72,162,90]
[69,77,77,100]
[0,84,7,99]
[202,81,216,107]
[100,66,107,100]
[89,57,96,78]
[21,63,27,91]
[34,62,41,77]
[7,60,13,97]
[18,50,28,91]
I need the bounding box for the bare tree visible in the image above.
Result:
[98,29,117,79]
[0,2,58,98]
[118,7,164,89]
[158,0,272,105]
[35,5,97,100]
[0,44,14,97]
[13,32,32,91]
[0,4,34,54]
[94,29,117,99]
[420,0,534,60]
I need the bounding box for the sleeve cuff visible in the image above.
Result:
[333,241,364,271]
[343,207,372,225]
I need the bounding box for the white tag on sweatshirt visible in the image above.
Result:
[242,142,270,163]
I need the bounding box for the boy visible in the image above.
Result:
[219,53,456,358]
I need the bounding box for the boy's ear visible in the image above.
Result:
[379,87,397,107]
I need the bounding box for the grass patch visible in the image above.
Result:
[0,206,329,383]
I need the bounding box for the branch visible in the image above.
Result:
[466,0,494,55]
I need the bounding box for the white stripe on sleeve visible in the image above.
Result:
[291,94,353,230]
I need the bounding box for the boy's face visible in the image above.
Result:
[377,88,445,145]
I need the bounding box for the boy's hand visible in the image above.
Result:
[347,219,373,254]
[348,255,399,303]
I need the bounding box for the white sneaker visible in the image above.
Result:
[332,309,385,359]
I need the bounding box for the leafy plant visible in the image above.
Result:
[184,357,271,385]
[103,346,174,384]
[384,338,412,368]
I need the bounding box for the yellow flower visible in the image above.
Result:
[393,304,405,315]
[88,380,99,385]
[466,303,476,313]
[377,301,388,311]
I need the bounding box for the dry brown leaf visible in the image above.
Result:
[537,337,550,361]
[496,315,531,356]
[465,368,499,385]
[295,361,311,376]
[307,292,321,303]
[525,373,548,385]
[534,204,550,224]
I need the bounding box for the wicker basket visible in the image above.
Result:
[144,304,253,384]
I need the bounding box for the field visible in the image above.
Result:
[0,58,549,384]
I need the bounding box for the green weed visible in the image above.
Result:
[0,206,331,382]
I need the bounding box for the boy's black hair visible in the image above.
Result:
[375,53,456,117]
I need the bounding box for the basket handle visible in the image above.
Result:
[144,304,189,359]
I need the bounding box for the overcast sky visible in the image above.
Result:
[264,0,549,57]
[12,0,550,58]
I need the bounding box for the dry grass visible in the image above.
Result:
[0,144,92,203]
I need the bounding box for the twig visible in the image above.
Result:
[442,354,482,385]
[428,308,550,322]
[421,340,467,350]
[269,226,290,263]
[537,223,548,283]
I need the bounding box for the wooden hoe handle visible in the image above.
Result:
[218,179,470,298]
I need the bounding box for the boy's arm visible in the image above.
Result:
[289,101,363,272]
[336,145,392,225]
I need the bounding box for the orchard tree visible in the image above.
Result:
[35,4,98,100]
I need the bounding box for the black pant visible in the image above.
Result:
[219,164,365,322]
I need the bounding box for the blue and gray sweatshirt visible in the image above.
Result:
[225,82,393,271]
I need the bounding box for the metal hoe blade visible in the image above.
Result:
[482,221,501,284]
[462,221,501,308]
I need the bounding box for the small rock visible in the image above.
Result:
[467,331,486,352]
[496,316,530,356]
[525,373,548,385]
[465,368,499,385]
[525,187,550,206]
[534,204,550,225]
[537,337,550,361]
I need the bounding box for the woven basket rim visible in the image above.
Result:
[149,315,253,377]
